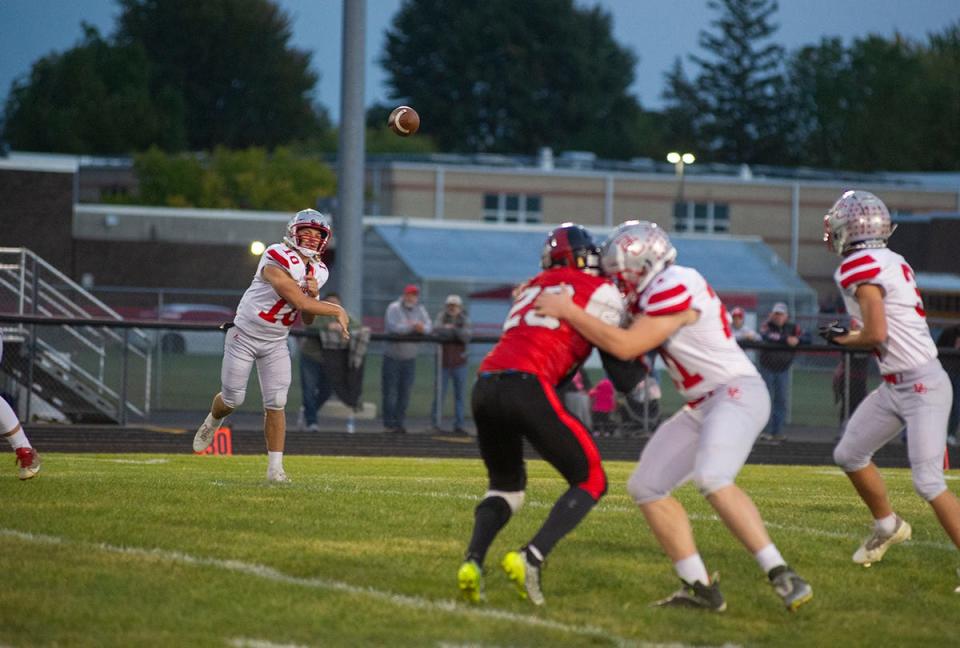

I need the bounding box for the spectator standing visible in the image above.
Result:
[299,292,361,431]
[382,284,432,434]
[936,322,960,446]
[589,377,616,436]
[432,294,472,434]
[731,307,760,343]
[731,306,760,363]
[758,302,809,441]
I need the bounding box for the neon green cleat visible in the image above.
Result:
[457,560,483,604]
[501,550,544,605]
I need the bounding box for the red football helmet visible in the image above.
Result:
[540,223,600,273]
[283,209,332,259]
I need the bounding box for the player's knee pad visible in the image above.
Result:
[219,386,245,409]
[692,467,734,497]
[833,438,871,472]
[911,457,948,501]
[626,472,668,505]
[484,489,525,514]
[262,389,287,410]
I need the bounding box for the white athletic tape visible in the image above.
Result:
[0,528,664,648]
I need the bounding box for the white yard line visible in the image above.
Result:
[0,528,732,648]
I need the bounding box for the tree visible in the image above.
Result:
[380,0,642,158]
[782,38,851,168]
[115,0,322,150]
[1,25,186,154]
[116,146,336,210]
[664,0,787,164]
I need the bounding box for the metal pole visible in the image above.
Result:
[119,328,130,425]
[337,0,367,321]
[843,351,851,423]
[434,343,443,429]
[434,167,445,220]
[791,182,800,272]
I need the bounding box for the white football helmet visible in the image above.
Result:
[283,209,332,259]
[600,221,677,300]
[823,190,896,256]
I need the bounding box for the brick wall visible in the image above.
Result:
[0,169,75,271]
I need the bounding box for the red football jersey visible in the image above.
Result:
[480,267,625,385]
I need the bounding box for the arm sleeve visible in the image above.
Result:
[640,281,692,317]
[600,350,649,393]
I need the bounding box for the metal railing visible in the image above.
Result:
[0,249,152,422]
[1,312,957,439]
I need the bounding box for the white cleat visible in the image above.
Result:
[267,468,291,483]
[192,419,218,453]
[853,516,911,566]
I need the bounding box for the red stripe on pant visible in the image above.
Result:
[538,375,606,500]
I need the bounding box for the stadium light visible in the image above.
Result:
[250,241,266,256]
[667,152,696,221]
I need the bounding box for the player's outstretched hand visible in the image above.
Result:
[336,309,351,340]
[818,320,848,345]
[534,290,574,319]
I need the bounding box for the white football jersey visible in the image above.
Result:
[834,247,937,374]
[637,265,758,400]
[233,243,329,341]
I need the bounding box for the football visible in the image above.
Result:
[388,105,420,136]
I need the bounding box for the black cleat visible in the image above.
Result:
[654,574,726,612]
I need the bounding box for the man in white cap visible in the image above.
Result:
[432,294,471,434]
[758,302,808,441]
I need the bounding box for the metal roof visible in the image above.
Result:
[370,221,815,298]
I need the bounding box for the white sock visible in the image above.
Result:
[874,513,898,535]
[4,428,30,450]
[755,543,786,574]
[268,451,283,471]
[674,553,710,585]
[205,413,223,429]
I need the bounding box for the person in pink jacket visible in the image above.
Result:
[589,377,616,436]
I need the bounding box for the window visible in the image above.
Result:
[673,201,730,234]
[482,192,542,224]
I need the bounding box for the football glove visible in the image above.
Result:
[818,320,848,345]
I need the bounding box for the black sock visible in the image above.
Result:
[528,487,598,561]
[466,495,512,565]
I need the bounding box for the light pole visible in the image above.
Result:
[667,152,695,229]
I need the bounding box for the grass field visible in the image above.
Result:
[2,454,958,647]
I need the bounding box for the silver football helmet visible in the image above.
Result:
[283,209,332,259]
[600,221,677,300]
[823,190,896,256]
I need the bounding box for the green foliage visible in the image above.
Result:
[1,1,329,154]
[121,146,336,210]
[1,25,186,154]
[380,0,642,158]
[784,24,960,171]
[115,0,323,150]
[664,0,788,164]
[5,456,960,646]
